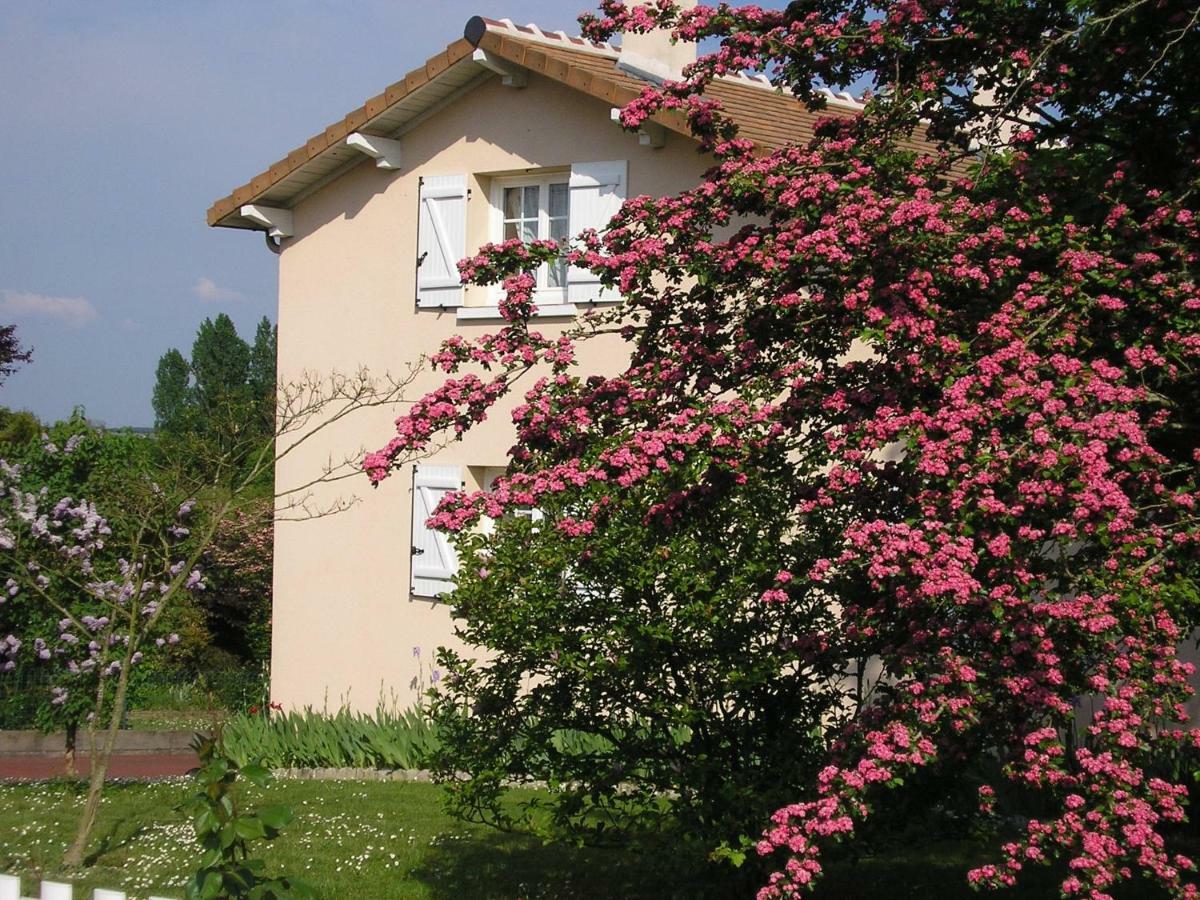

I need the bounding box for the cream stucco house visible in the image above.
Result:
[207,11,864,712]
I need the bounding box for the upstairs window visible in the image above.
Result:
[492,175,570,298]
[419,162,627,315]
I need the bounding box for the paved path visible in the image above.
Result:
[0,753,197,781]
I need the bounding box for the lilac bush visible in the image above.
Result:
[0,451,207,867]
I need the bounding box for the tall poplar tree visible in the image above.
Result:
[152,348,192,433]
[151,314,276,473]
[247,316,278,436]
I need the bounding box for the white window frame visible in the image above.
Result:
[489,173,571,304]
[478,466,543,538]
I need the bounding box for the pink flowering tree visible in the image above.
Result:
[365,0,1200,895]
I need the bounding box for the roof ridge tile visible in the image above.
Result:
[479,16,616,55]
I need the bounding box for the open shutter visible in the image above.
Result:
[411,464,462,597]
[416,175,468,308]
[567,160,627,303]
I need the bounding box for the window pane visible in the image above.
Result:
[547,257,567,288]
[524,186,539,217]
[504,187,522,220]
[504,222,518,241]
[521,221,538,243]
[549,183,568,219]
[549,217,568,242]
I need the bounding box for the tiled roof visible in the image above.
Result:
[468,17,864,152]
[207,16,912,229]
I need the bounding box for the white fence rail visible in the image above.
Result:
[0,874,174,900]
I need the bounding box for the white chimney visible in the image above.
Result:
[616,0,698,84]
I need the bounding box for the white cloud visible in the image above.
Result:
[0,289,98,328]
[192,276,244,303]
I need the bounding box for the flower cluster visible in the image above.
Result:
[0,457,200,706]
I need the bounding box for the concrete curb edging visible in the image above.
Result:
[269,767,558,791]
[271,766,434,782]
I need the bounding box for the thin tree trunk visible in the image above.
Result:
[62,663,132,868]
[63,722,77,779]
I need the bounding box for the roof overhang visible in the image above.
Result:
[207,37,485,229]
[206,17,700,232]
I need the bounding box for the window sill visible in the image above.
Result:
[456,303,578,322]
[455,299,621,323]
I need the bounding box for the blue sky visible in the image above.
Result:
[0,0,590,427]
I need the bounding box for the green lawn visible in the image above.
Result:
[2,778,733,900]
[0,778,1180,899]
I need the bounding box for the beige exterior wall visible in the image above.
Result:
[270,71,708,712]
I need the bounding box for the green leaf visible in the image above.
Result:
[193,807,217,837]
[235,817,267,841]
[200,870,223,900]
[199,759,230,782]
[241,763,271,787]
[257,804,294,830]
[710,841,747,868]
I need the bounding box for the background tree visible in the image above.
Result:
[191,313,251,442]
[0,407,40,446]
[0,323,32,388]
[149,316,277,679]
[247,316,278,437]
[152,348,192,434]
[365,0,1200,896]
[153,314,275,480]
[191,314,250,408]
[200,499,273,668]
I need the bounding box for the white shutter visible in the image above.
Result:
[411,464,462,598]
[567,160,627,303]
[416,175,468,308]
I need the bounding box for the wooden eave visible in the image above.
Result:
[206,38,477,228]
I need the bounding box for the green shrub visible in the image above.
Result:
[217,707,438,771]
[181,736,315,900]
[0,667,49,729]
[429,464,844,854]
[123,666,267,715]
